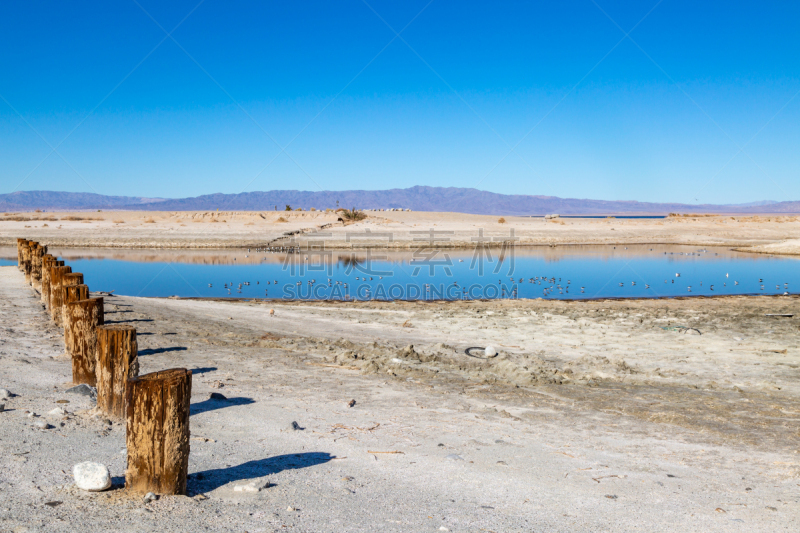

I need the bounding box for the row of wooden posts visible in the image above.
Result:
[16,238,192,495]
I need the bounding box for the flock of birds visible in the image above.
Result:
[207,271,792,299]
[205,248,792,299]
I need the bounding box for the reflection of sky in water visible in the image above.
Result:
[7,246,797,301]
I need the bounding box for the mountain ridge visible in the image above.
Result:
[1,187,798,216]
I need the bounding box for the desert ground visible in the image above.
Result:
[2,210,800,254]
[1,213,799,531]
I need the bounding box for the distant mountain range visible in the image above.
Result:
[2,187,799,216]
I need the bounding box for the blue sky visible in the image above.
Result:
[1,1,798,204]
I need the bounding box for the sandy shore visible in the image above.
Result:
[1,265,798,531]
[2,210,800,253]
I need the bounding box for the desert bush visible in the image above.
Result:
[210,219,218,223]
[498,217,506,224]
[193,219,204,223]
[113,219,125,223]
[285,205,292,211]
[276,216,288,223]
[340,207,367,222]
[310,207,316,211]
[144,218,156,223]
[295,207,303,212]
[61,216,84,221]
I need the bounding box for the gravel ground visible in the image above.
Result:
[1,266,798,532]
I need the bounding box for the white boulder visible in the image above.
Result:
[484,346,498,357]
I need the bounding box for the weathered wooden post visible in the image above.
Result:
[41,255,56,305]
[17,238,26,271]
[31,243,47,291]
[96,325,139,418]
[67,297,104,386]
[125,369,192,495]
[49,265,72,320]
[55,273,84,327]
[44,260,65,310]
[22,240,35,284]
[62,284,89,354]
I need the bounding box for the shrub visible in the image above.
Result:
[144,218,156,223]
[498,217,506,224]
[276,216,288,222]
[340,207,367,222]
[113,219,125,224]
[285,205,292,211]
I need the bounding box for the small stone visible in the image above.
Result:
[286,506,296,512]
[73,462,112,492]
[445,454,464,461]
[0,403,5,413]
[65,384,96,397]
[34,420,52,429]
[143,492,157,503]
[48,407,66,417]
[496,461,508,466]
[27,412,36,418]
[290,421,303,431]
[348,399,356,408]
[484,346,497,357]
[0,389,11,399]
[193,493,209,501]
[209,392,227,401]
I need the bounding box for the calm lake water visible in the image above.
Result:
[2,245,796,301]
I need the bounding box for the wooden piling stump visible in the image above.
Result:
[55,273,84,327]
[67,297,104,386]
[41,255,56,305]
[17,238,26,270]
[44,261,65,310]
[96,325,139,418]
[22,241,35,284]
[31,244,46,290]
[62,284,89,354]
[125,368,192,495]
[49,265,72,320]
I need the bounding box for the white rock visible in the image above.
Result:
[73,462,112,492]
[143,492,157,503]
[34,420,52,430]
[484,346,497,357]
[48,407,66,417]
[0,389,10,399]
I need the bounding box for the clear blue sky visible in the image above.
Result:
[1,1,798,204]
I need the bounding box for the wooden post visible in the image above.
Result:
[55,273,84,327]
[125,369,192,495]
[44,260,65,311]
[96,325,139,418]
[41,255,56,305]
[31,243,47,291]
[62,284,89,354]
[49,266,72,323]
[22,241,35,284]
[17,238,26,271]
[67,297,104,386]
